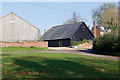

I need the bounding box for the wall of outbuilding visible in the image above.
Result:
[0,13,40,41]
[48,38,71,47]
[48,40,59,47]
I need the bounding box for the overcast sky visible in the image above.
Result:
[2,2,118,34]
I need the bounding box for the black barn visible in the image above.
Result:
[42,22,94,47]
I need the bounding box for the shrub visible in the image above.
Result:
[82,39,89,43]
[71,41,82,46]
[92,33,120,56]
[71,39,89,46]
[30,46,35,48]
[112,35,120,56]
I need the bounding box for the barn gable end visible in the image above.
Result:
[0,12,41,41]
[71,22,94,41]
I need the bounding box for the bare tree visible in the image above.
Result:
[92,3,118,27]
[63,11,87,24]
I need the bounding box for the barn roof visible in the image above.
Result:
[42,22,85,40]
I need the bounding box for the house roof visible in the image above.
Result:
[96,26,102,31]
[96,26,110,32]
[42,22,85,40]
[0,12,40,31]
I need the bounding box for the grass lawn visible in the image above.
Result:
[2,53,119,78]
[0,47,51,52]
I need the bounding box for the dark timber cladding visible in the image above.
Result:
[48,38,70,47]
[42,22,94,47]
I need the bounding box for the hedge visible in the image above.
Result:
[92,33,120,56]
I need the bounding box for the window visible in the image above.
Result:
[10,21,15,23]
[81,26,85,32]
[81,28,84,32]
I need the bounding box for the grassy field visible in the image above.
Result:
[2,53,119,78]
[0,47,50,52]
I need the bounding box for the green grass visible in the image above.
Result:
[0,48,1,52]
[0,47,51,52]
[2,53,119,78]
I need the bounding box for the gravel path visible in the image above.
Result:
[1,49,119,60]
[39,50,119,60]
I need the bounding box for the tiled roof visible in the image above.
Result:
[42,22,84,40]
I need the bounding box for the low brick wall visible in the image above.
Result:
[77,43,92,49]
[0,41,48,47]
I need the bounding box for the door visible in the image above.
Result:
[59,40,63,47]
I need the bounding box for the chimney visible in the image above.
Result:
[88,26,90,30]
[93,21,97,38]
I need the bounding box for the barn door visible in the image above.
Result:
[59,40,63,47]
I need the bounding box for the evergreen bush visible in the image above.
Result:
[30,46,35,48]
[92,33,120,56]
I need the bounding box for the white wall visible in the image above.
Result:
[0,13,40,41]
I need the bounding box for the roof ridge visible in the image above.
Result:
[0,12,12,19]
[52,21,84,28]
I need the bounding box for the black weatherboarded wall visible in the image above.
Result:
[48,38,71,47]
[42,22,94,47]
[71,22,94,41]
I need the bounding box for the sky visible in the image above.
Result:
[1,2,118,34]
